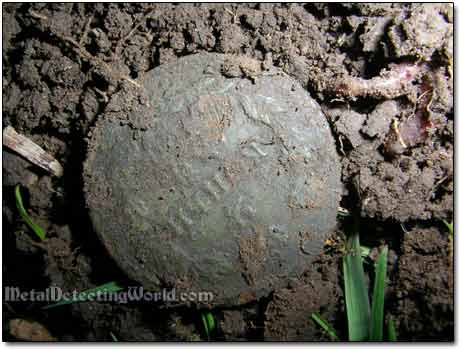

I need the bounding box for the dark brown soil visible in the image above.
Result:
[2,3,453,341]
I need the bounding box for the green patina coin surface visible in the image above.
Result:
[84,53,341,306]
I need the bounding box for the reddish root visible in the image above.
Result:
[333,61,428,99]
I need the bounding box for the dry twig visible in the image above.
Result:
[3,126,64,177]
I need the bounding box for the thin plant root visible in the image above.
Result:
[29,10,140,89]
[113,8,157,57]
[384,77,434,155]
[333,62,428,99]
[79,13,94,45]
[3,126,64,177]
[392,118,407,149]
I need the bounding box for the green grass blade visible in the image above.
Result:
[369,245,388,341]
[387,318,397,341]
[201,312,215,340]
[360,246,371,259]
[15,184,46,241]
[42,281,123,309]
[205,312,216,333]
[311,312,339,341]
[443,220,453,236]
[337,207,351,218]
[201,313,209,339]
[343,232,370,341]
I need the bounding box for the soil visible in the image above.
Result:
[2,3,453,342]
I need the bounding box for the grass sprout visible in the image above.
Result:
[343,231,370,341]
[312,218,395,341]
[360,246,371,259]
[42,281,123,309]
[370,245,388,340]
[311,312,339,341]
[337,207,351,218]
[443,220,453,236]
[15,184,46,241]
[201,312,216,340]
[387,318,397,341]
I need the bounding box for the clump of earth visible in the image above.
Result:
[3,3,453,341]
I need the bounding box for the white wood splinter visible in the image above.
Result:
[3,126,64,177]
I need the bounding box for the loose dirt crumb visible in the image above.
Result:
[221,55,264,81]
[9,319,57,341]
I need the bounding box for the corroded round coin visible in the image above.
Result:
[84,53,341,306]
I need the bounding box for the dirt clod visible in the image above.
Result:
[9,318,57,341]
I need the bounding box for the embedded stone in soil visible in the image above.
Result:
[84,53,341,306]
